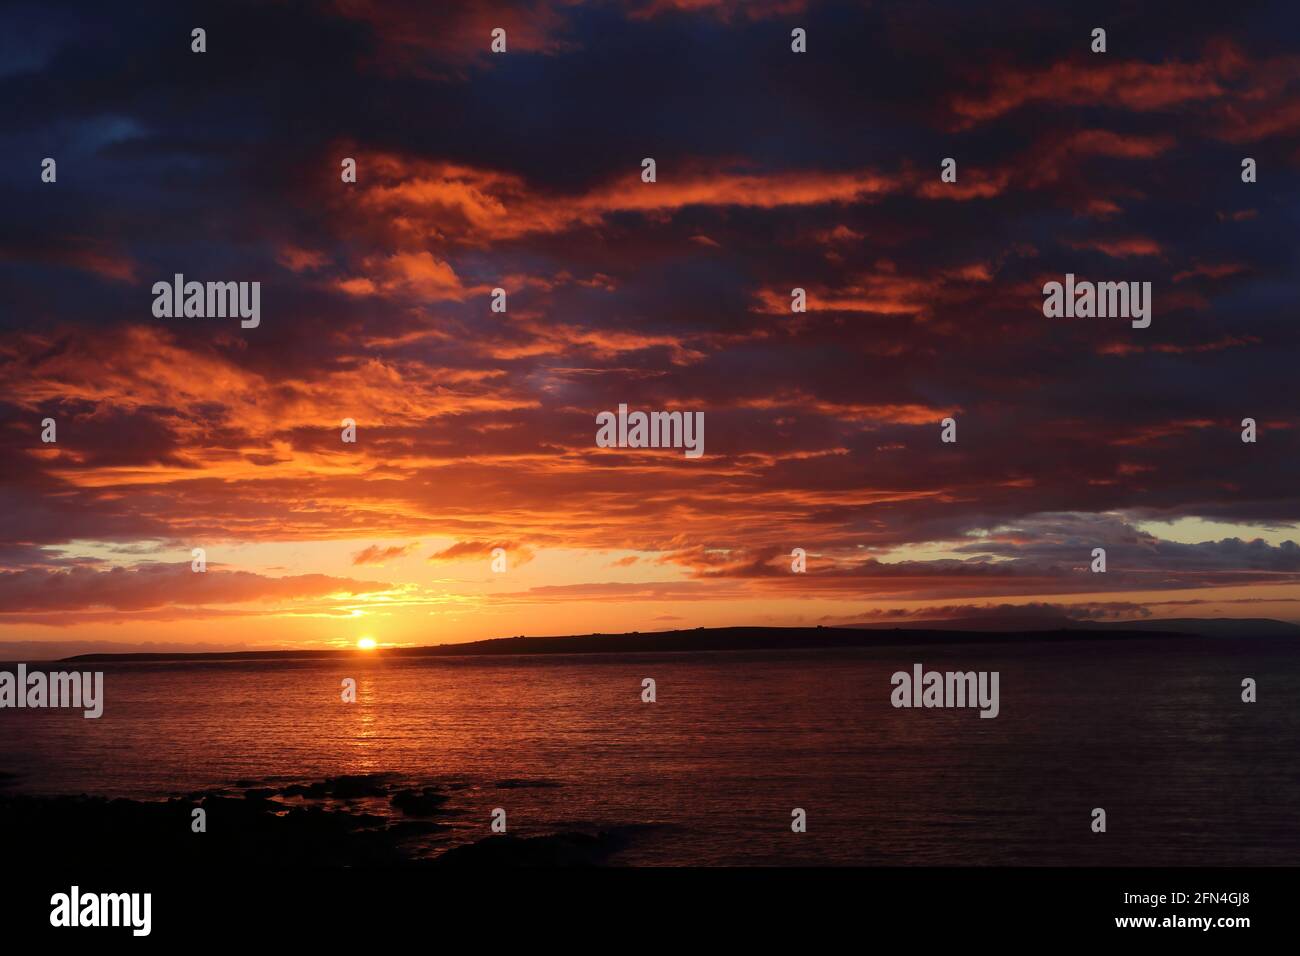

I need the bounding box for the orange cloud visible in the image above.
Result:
[630,0,806,20]
[1066,236,1163,258]
[0,564,394,616]
[427,540,535,566]
[277,245,331,272]
[352,543,420,565]
[331,0,581,68]
[755,259,996,319]
[349,154,899,247]
[1172,262,1248,282]
[950,48,1235,127]
[1,238,138,283]
[338,250,468,300]
[737,392,958,426]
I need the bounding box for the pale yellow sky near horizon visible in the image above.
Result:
[6,516,1299,655]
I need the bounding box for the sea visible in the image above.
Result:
[2,638,1297,865]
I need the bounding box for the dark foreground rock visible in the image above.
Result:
[390,786,449,816]
[0,774,632,867]
[432,831,628,867]
[0,791,408,866]
[278,773,393,800]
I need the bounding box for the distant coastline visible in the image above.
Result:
[51,618,1300,663]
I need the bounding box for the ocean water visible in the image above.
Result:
[2,639,1298,865]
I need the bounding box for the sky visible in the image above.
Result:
[1,0,1299,655]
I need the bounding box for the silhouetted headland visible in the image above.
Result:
[58,619,1300,662]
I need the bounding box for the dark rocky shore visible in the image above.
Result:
[0,772,632,867]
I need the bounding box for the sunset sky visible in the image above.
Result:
[2,0,1299,655]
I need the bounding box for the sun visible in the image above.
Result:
[356,636,377,650]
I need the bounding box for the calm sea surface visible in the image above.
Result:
[3,640,1298,865]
